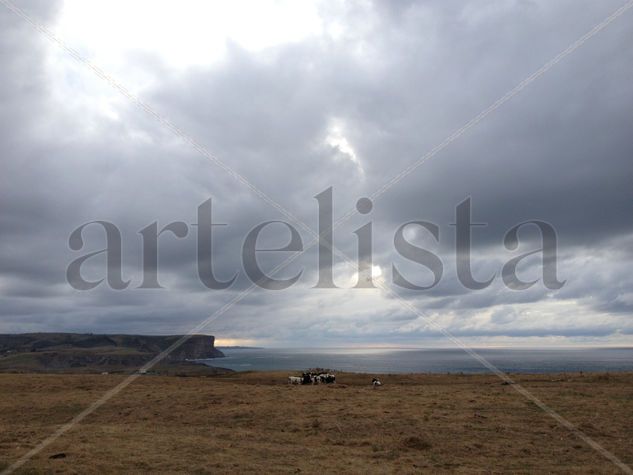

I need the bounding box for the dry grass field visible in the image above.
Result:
[0,371,632,474]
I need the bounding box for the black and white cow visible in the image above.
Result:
[319,373,336,384]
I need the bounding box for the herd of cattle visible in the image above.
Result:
[288,371,336,385]
[288,371,383,387]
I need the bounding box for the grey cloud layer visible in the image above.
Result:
[1,0,632,344]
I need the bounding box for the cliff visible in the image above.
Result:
[0,333,225,373]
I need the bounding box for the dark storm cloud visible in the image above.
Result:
[1,0,632,344]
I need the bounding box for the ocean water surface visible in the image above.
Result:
[203,347,633,374]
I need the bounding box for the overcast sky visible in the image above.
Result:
[1,0,632,347]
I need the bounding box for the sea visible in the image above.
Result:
[202,347,633,374]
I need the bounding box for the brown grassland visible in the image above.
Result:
[0,371,632,473]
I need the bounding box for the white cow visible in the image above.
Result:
[288,376,302,385]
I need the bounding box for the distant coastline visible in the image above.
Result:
[210,346,633,375]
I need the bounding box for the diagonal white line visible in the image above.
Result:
[370,0,633,200]
[331,0,633,229]
[372,276,633,474]
[1,1,632,473]
[0,0,316,243]
[0,285,256,475]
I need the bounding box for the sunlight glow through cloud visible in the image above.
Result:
[55,0,323,69]
[326,119,364,175]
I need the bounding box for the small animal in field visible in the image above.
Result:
[372,378,382,388]
[288,376,302,385]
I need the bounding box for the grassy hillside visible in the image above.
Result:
[0,371,631,473]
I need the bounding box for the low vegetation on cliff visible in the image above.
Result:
[0,333,225,374]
